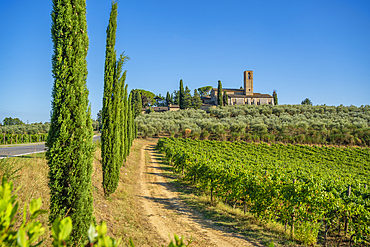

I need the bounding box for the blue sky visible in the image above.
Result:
[0,0,369,123]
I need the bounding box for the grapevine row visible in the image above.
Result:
[0,133,48,145]
[156,137,370,245]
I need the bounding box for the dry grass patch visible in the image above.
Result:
[92,138,163,246]
[0,155,52,245]
[0,138,164,246]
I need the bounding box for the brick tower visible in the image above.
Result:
[244,71,253,96]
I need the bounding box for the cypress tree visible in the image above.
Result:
[165,91,173,106]
[131,101,135,144]
[47,0,94,243]
[133,90,142,118]
[127,93,133,156]
[173,90,179,105]
[184,86,192,109]
[102,1,120,196]
[119,70,127,165]
[273,90,278,105]
[192,89,203,109]
[217,80,223,106]
[223,90,228,106]
[116,55,126,168]
[179,79,185,109]
[123,84,129,160]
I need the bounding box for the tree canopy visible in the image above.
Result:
[2,117,24,126]
[154,94,165,106]
[197,86,212,97]
[131,89,155,107]
[301,98,313,105]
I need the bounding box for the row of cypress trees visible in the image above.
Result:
[47,0,135,244]
[177,79,203,109]
[101,1,135,197]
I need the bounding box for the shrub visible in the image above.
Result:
[183,129,192,137]
[190,132,200,140]
[200,130,209,140]
[230,132,240,141]
[0,179,191,247]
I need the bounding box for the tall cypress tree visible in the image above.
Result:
[48,0,94,243]
[123,84,129,160]
[217,80,223,106]
[184,86,192,109]
[165,91,173,106]
[192,89,203,109]
[173,90,179,105]
[130,100,135,144]
[132,90,142,118]
[127,92,133,156]
[102,1,120,196]
[223,90,228,106]
[119,70,127,165]
[273,90,278,105]
[179,79,185,109]
[115,55,126,168]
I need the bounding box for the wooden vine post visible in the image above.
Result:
[244,196,247,214]
[210,178,214,202]
[291,179,296,239]
[345,185,351,234]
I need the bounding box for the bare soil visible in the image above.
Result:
[137,143,263,247]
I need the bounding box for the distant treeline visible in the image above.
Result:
[135,104,370,146]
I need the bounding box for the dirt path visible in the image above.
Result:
[137,143,263,247]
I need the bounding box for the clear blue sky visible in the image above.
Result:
[0,0,369,123]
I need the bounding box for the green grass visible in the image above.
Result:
[16,152,46,159]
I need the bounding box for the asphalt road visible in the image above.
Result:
[0,135,101,159]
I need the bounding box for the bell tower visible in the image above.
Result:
[244,70,253,96]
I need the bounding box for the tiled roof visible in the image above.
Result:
[142,107,168,111]
[212,88,244,92]
[229,93,273,98]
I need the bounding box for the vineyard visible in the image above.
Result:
[157,137,370,245]
[0,133,48,145]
